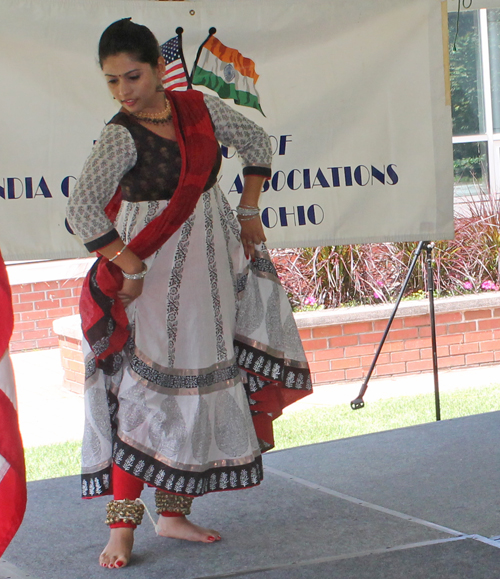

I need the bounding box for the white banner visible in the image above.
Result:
[0,0,453,260]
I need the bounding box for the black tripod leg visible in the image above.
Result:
[425,243,441,421]
[351,241,426,410]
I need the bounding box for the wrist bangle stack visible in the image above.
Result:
[108,244,127,262]
[122,262,148,280]
[236,204,260,221]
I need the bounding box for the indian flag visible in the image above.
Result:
[192,35,264,115]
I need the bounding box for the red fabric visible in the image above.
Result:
[113,464,144,501]
[0,251,13,356]
[0,251,27,557]
[80,90,219,361]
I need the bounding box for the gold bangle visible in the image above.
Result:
[109,244,127,262]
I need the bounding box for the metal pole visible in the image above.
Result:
[351,241,426,410]
[425,242,441,421]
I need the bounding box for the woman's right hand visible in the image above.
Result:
[117,277,144,307]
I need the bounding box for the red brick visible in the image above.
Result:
[465,352,495,365]
[419,325,448,338]
[344,367,365,381]
[306,352,314,362]
[20,310,47,321]
[374,318,403,331]
[46,307,74,319]
[64,369,81,383]
[71,305,81,315]
[303,338,328,351]
[24,329,50,340]
[464,330,494,344]
[464,309,492,321]
[343,321,374,335]
[494,309,500,317]
[299,328,311,341]
[438,355,466,369]
[13,302,34,313]
[309,361,330,374]
[312,325,342,339]
[438,334,464,346]
[447,322,477,334]
[404,315,431,328]
[435,312,463,324]
[495,351,500,362]
[67,359,85,373]
[10,331,23,343]
[48,290,73,301]
[380,341,405,353]
[33,280,60,291]
[13,314,20,322]
[61,336,81,347]
[9,340,37,352]
[314,370,347,384]
[405,338,432,350]
[13,321,35,332]
[361,353,390,366]
[20,291,47,303]
[374,362,406,376]
[406,359,435,372]
[36,337,59,349]
[359,332,384,344]
[389,328,419,341]
[60,297,80,308]
[478,319,500,331]
[390,350,420,363]
[35,299,61,310]
[330,357,361,370]
[328,335,359,348]
[11,284,33,294]
[11,294,19,304]
[72,286,83,297]
[479,340,500,352]
[420,346,450,359]
[344,344,376,357]
[36,318,57,330]
[450,343,479,356]
[315,348,344,361]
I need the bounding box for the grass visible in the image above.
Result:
[272,382,500,451]
[24,383,500,481]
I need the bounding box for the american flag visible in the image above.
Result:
[160,35,189,91]
[0,250,26,556]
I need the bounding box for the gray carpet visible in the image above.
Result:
[3,412,500,579]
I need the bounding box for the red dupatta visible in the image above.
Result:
[79,90,219,371]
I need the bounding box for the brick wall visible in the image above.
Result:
[296,293,500,386]
[10,279,84,352]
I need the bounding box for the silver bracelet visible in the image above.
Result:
[237,214,260,221]
[122,262,148,280]
[236,204,260,217]
[109,244,127,262]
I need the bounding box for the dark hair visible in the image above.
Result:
[98,18,161,69]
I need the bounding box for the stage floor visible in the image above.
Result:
[3,411,500,579]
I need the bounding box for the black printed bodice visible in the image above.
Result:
[109,111,221,202]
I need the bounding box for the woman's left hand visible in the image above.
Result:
[239,216,267,260]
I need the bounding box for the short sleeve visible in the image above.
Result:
[66,124,137,251]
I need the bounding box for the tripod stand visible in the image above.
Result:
[350,241,441,421]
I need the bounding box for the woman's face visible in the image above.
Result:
[102,52,164,114]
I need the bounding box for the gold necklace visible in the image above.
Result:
[130,99,172,125]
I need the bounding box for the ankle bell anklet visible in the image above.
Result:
[105,499,145,526]
[154,489,193,516]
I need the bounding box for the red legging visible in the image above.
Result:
[110,464,184,529]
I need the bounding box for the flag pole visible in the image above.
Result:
[190,27,216,84]
[175,27,192,90]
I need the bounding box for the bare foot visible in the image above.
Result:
[99,527,134,569]
[157,516,221,543]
